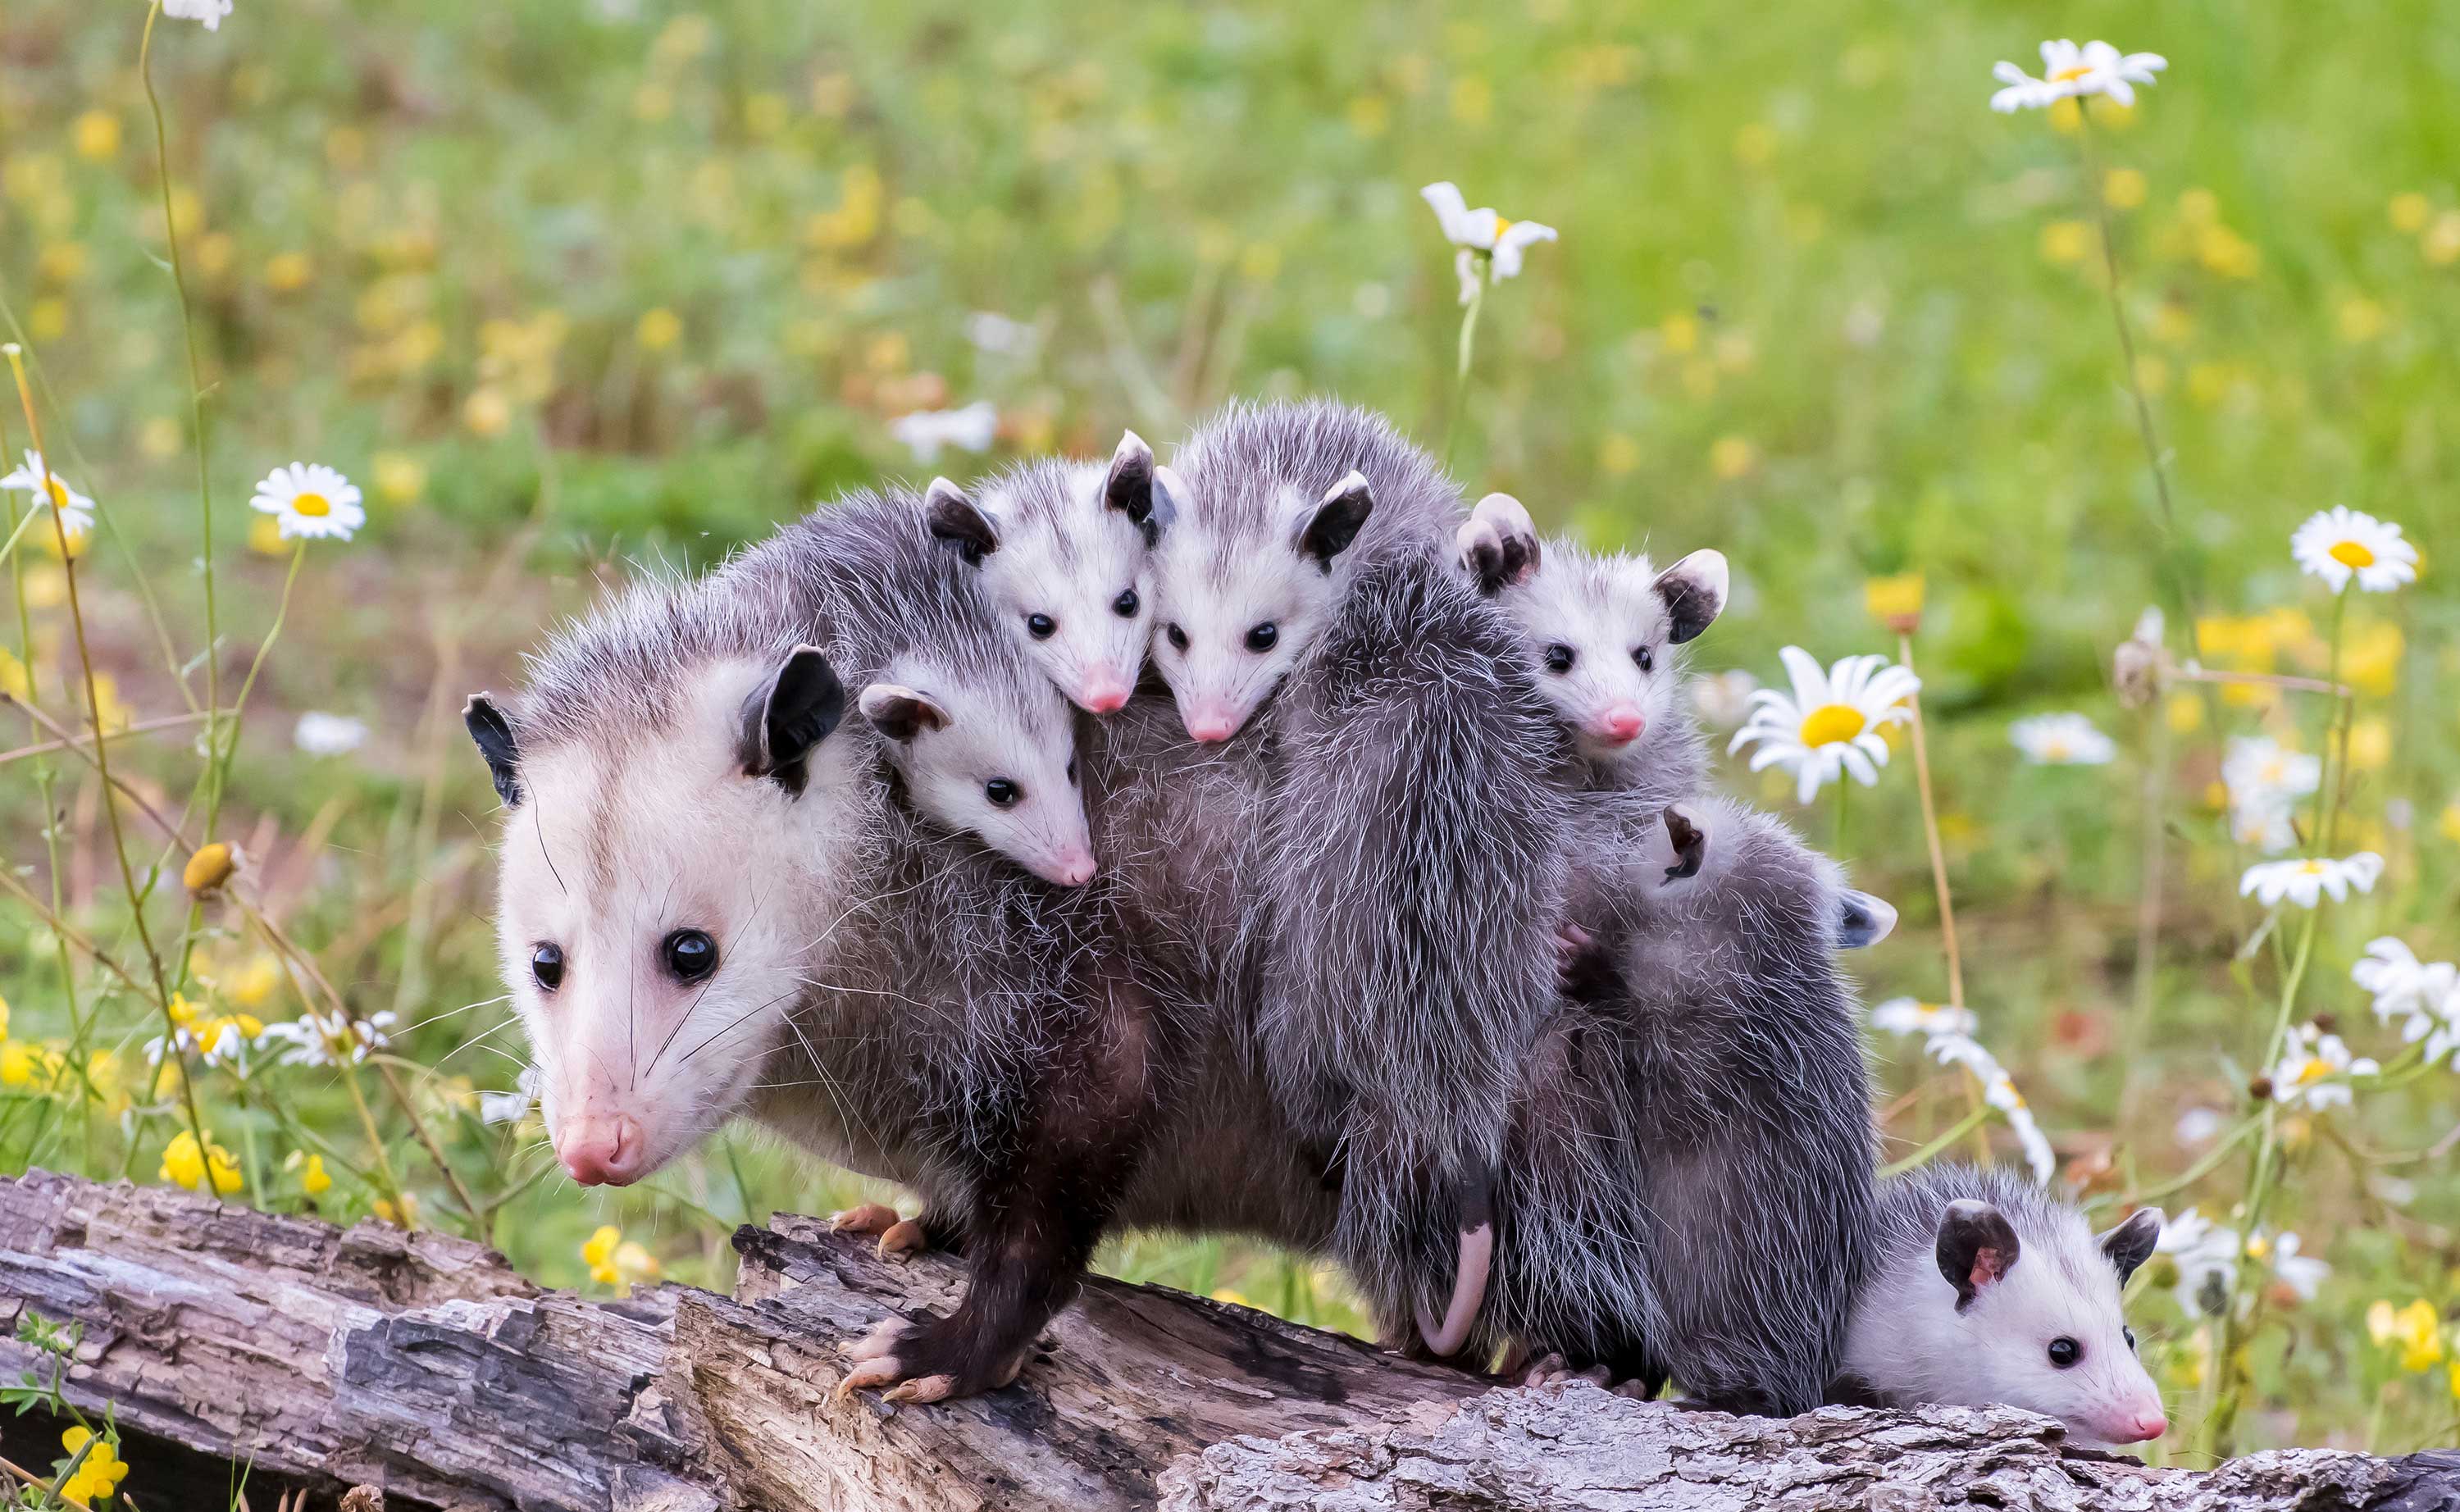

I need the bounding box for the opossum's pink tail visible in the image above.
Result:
[1414,1171,1495,1359]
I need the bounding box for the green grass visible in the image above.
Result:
[1,0,2457,1472]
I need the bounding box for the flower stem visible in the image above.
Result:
[1897,634,1963,1009]
[1445,274,1485,469]
[1882,1104,1992,1178]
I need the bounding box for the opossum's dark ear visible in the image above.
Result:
[1653,549,1729,645]
[2098,1208,2163,1285]
[1838,890,1897,950]
[1105,430,1158,542]
[1147,463,1187,540]
[738,644,845,795]
[1937,1200,2021,1312]
[462,694,522,808]
[1456,493,1541,596]
[857,682,950,744]
[925,478,998,566]
[1296,470,1373,572]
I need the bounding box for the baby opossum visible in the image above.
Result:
[1456,491,1725,799]
[1490,795,1889,1415]
[1834,1164,2168,1450]
[1153,400,1576,1359]
[922,432,1167,714]
[468,499,1172,1404]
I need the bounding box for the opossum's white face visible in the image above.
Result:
[1503,548,1727,765]
[1151,473,1372,743]
[481,654,860,1190]
[1853,1201,2168,1450]
[859,661,1096,886]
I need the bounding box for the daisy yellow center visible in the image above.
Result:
[2048,63,2094,83]
[2295,1059,2330,1085]
[1798,704,1866,747]
[2329,539,2376,569]
[41,476,74,512]
[292,491,331,517]
[1492,216,1512,238]
[2043,737,2073,759]
[2298,860,2325,874]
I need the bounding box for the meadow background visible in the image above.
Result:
[1,0,2456,1473]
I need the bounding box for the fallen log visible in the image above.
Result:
[0,1169,2449,1511]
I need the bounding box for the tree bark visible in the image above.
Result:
[0,1169,2449,1512]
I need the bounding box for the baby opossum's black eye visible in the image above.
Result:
[1027,613,1057,640]
[1065,756,1079,786]
[2123,1326,2137,1352]
[2047,1337,2082,1369]
[1165,623,1189,651]
[531,943,564,993]
[1544,644,1575,674]
[662,928,718,983]
[1245,622,1278,653]
[986,778,1022,808]
[1633,645,1656,672]
[1112,590,1139,618]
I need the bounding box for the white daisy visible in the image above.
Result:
[1924,1032,2056,1182]
[2270,1024,2378,1111]
[2354,938,2460,1063]
[163,0,234,29]
[1689,668,1760,728]
[250,462,365,543]
[256,1007,395,1068]
[293,711,369,756]
[1870,997,1979,1040]
[480,1064,542,1125]
[1989,39,2166,113]
[2174,1107,2225,1145]
[2157,1207,2242,1316]
[2222,736,2319,854]
[2290,507,2418,594]
[2255,1231,2329,1301]
[2239,852,2384,909]
[2009,712,2117,766]
[1729,647,1920,805]
[888,401,998,465]
[1420,182,1557,305]
[0,449,98,538]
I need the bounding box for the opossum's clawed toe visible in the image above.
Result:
[877,1218,930,1263]
[837,1311,1027,1403]
[844,1317,909,1363]
[829,1203,903,1236]
[1656,802,1709,884]
[1456,494,1541,595]
[882,1374,959,1405]
[1520,1352,1569,1388]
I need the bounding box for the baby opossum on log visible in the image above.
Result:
[467,499,1178,1404]
[1834,1163,2168,1450]
[1147,401,1578,1359]
[1489,795,1888,1414]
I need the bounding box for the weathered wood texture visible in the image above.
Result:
[0,1170,2452,1512]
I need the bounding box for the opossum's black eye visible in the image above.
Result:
[1027,613,1057,640]
[1065,756,1078,786]
[1165,623,1189,651]
[1112,590,1139,618]
[1633,645,1655,672]
[1543,644,1575,674]
[531,943,564,993]
[662,928,718,983]
[2047,1337,2081,1369]
[2123,1326,2136,1351]
[1245,622,1278,653]
[986,778,1022,808]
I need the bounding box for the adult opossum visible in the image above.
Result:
[1834,1163,2168,1449]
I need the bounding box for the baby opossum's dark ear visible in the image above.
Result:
[462,694,522,808]
[1104,430,1158,540]
[857,682,950,744]
[738,644,845,795]
[2098,1207,2163,1285]
[1652,549,1729,644]
[1296,470,1374,572]
[1936,1199,2021,1312]
[1837,890,1897,949]
[1148,463,1187,540]
[925,478,999,566]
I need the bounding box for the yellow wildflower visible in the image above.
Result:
[2389,193,2431,233]
[584,1223,622,1284]
[2441,801,2460,845]
[159,1130,244,1195]
[2103,168,2147,209]
[247,514,288,557]
[182,842,239,896]
[73,110,123,162]
[373,1191,419,1227]
[264,251,314,293]
[2376,1299,2447,1373]
[0,991,9,1038]
[2039,219,2093,265]
[1864,573,1925,634]
[0,1040,37,1086]
[636,307,683,352]
[2426,212,2460,267]
[0,645,28,704]
[371,452,426,506]
[59,1426,130,1504]
[300,1152,332,1196]
[1708,435,1756,480]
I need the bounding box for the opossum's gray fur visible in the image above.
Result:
[1165,400,1579,1342]
[1488,793,1878,1414]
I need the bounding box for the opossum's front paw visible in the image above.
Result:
[1456,493,1541,594]
[832,1315,1027,1405]
[1519,1352,1615,1391]
[1552,922,1594,983]
[828,1204,934,1263]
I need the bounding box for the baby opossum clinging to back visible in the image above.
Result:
[1835,1164,2168,1449]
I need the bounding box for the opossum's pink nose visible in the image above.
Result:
[2107,1406,2167,1443]
[1077,673,1130,715]
[1184,704,1241,743]
[559,1113,645,1186]
[1594,704,1645,744]
[1046,847,1098,887]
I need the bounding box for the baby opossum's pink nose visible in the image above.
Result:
[559,1113,645,1186]
[1595,704,1645,744]
[1077,674,1130,714]
[1048,848,1098,887]
[1184,704,1239,743]
[2110,1407,2167,1443]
